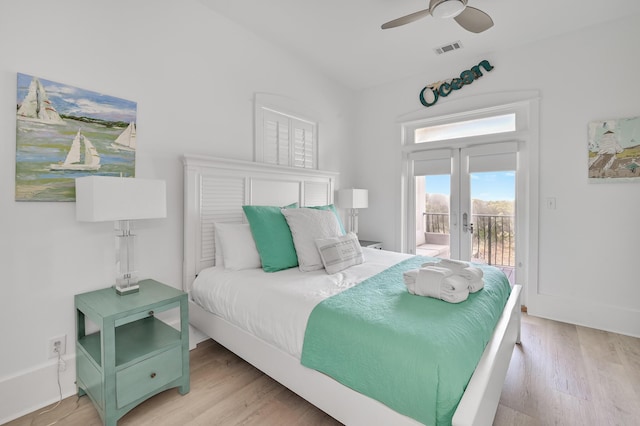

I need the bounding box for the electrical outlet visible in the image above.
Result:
[48,335,67,359]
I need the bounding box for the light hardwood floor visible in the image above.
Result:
[8,314,640,426]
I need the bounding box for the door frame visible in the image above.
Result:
[400,94,539,306]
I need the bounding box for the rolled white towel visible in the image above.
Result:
[405,268,469,303]
[438,285,469,303]
[468,278,484,293]
[403,269,418,285]
[416,273,469,303]
[415,267,469,302]
[420,261,485,293]
[458,266,484,280]
[414,267,453,298]
[404,267,454,287]
[421,259,470,272]
[457,267,484,292]
[403,269,418,294]
[437,258,469,270]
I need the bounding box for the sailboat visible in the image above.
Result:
[111,122,136,151]
[17,76,65,124]
[50,129,101,171]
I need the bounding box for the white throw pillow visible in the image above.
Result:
[214,223,262,271]
[281,208,343,272]
[315,233,364,274]
[214,231,224,268]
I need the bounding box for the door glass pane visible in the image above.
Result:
[469,171,515,284]
[416,175,450,259]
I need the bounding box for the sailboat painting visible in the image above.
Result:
[50,129,101,171]
[111,122,136,152]
[15,73,137,201]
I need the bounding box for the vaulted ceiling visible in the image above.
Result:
[200,0,640,90]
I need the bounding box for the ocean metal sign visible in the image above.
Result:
[419,60,494,107]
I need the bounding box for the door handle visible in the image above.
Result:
[463,213,474,234]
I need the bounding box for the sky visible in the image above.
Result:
[425,171,515,201]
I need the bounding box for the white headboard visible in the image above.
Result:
[183,154,339,292]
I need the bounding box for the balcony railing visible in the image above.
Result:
[423,213,515,267]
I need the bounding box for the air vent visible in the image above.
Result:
[434,40,463,55]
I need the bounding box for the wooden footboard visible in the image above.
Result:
[452,284,522,425]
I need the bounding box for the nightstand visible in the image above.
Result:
[359,240,383,250]
[75,279,189,426]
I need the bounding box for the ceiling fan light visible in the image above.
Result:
[431,0,466,19]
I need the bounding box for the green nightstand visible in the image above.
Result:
[75,279,189,426]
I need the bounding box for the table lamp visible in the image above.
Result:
[75,176,167,295]
[338,188,368,235]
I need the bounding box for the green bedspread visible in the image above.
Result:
[300,256,511,426]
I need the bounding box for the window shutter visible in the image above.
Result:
[263,110,290,166]
[293,120,315,169]
[256,102,317,169]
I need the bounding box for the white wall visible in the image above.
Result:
[0,0,355,422]
[2,1,638,422]
[354,16,640,337]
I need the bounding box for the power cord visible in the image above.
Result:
[30,344,80,426]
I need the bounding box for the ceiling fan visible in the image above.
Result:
[381,0,494,33]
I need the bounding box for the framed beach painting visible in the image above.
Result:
[15,73,137,201]
[588,116,640,182]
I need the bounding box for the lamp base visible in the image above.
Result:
[115,283,140,295]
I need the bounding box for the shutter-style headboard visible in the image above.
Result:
[183,154,338,292]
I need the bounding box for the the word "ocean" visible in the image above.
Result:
[419,60,494,107]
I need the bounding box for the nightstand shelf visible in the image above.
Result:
[75,279,189,426]
[78,316,181,368]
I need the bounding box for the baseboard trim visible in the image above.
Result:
[189,324,209,349]
[528,293,640,338]
[0,356,77,424]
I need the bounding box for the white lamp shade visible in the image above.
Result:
[338,189,368,209]
[75,176,167,222]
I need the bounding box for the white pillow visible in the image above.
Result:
[281,208,343,272]
[214,223,262,271]
[214,231,224,268]
[315,233,364,274]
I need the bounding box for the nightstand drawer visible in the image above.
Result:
[116,345,182,408]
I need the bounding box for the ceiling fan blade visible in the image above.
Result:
[453,6,494,33]
[381,9,431,29]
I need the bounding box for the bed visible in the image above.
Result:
[182,154,522,426]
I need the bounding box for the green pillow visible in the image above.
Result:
[243,204,298,272]
[309,204,346,235]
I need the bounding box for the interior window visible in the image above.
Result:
[255,105,317,169]
[415,113,516,143]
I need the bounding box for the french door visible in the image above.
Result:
[410,142,518,279]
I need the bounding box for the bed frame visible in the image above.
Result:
[182,154,522,426]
